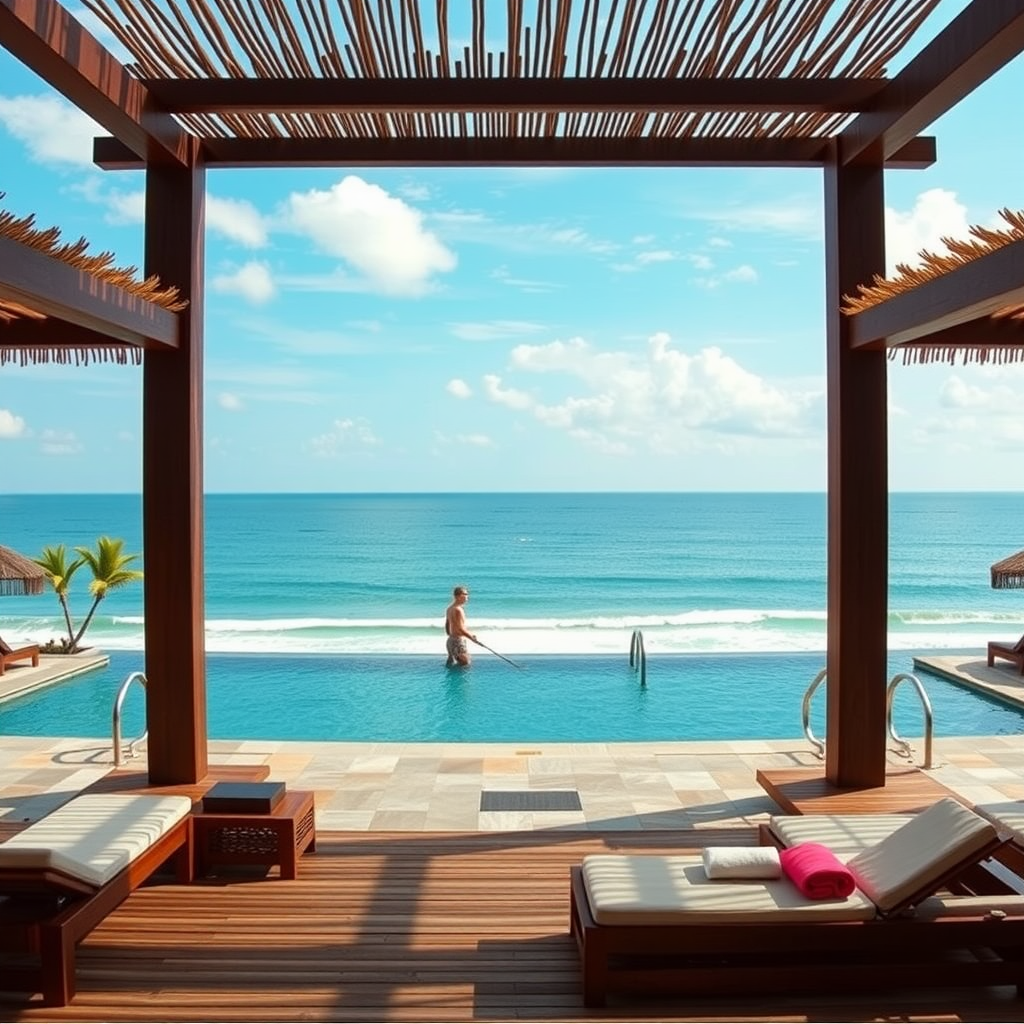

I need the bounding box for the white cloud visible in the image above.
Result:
[635,250,675,266]
[39,429,82,455]
[939,373,1019,413]
[685,253,714,271]
[693,263,759,289]
[688,197,822,240]
[490,265,559,293]
[885,188,970,273]
[447,379,472,399]
[433,429,494,448]
[230,318,374,357]
[76,185,268,247]
[0,94,100,166]
[218,392,244,411]
[0,409,26,437]
[211,261,275,304]
[723,264,758,283]
[481,331,819,454]
[308,417,381,457]
[104,189,146,224]
[206,196,269,248]
[482,375,534,411]
[449,320,546,342]
[283,176,455,296]
[433,210,617,256]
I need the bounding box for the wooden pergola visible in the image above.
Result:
[2,0,1024,788]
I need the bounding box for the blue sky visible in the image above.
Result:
[1,0,1023,494]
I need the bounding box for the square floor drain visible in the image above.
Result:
[480,790,582,812]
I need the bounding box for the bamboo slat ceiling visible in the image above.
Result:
[83,0,943,143]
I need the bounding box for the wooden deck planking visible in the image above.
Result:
[756,765,961,815]
[4,828,1024,1022]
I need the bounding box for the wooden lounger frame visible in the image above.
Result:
[569,839,1024,1007]
[0,643,39,675]
[988,639,1024,674]
[0,816,192,1006]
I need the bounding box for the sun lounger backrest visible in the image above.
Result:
[846,798,999,916]
[0,794,192,887]
[768,813,912,859]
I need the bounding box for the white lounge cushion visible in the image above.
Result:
[975,801,1024,845]
[581,854,875,925]
[0,794,192,887]
[768,814,913,861]
[846,798,998,915]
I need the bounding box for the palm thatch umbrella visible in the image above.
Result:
[991,550,1024,590]
[0,543,46,596]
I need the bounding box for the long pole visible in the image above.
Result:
[472,638,525,670]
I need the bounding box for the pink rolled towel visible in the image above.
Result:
[779,842,856,899]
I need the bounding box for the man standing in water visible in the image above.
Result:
[445,585,478,667]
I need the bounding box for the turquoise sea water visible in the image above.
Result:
[2,491,1023,741]
[1,491,1023,658]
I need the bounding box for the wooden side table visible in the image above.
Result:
[192,790,316,879]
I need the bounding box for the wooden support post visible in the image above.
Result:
[142,142,208,784]
[823,143,888,788]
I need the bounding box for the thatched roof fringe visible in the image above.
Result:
[842,207,1024,317]
[890,345,1024,366]
[991,549,1024,589]
[0,346,142,367]
[0,201,189,314]
[993,572,1024,590]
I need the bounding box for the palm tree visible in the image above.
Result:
[70,537,144,652]
[35,544,84,651]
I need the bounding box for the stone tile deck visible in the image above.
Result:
[4,731,1024,833]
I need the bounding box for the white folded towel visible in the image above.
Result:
[702,845,782,879]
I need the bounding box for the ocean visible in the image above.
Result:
[1,491,1022,658]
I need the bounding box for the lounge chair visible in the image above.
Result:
[0,636,39,675]
[0,793,193,1006]
[570,798,1024,1006]
[987,635,1024,674]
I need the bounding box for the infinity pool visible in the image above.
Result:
[0,649,1019,743]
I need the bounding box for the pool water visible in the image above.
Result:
[1,650,1020,743]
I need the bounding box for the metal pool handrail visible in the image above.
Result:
[629,629,647,687]
[801,668,827,759]
[112,670,148,766]
[886,672,935,769]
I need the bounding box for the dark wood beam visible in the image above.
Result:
[0,236,179,347]
[823,143,888,788]
[0,315,164,350]
[0,0,188,165]
[863,314,1024,352]
[94,133,936,170]
[840,0,1024,164]
[142,76,887,114]
[847,238,1024,348]
[143,141,207,786]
